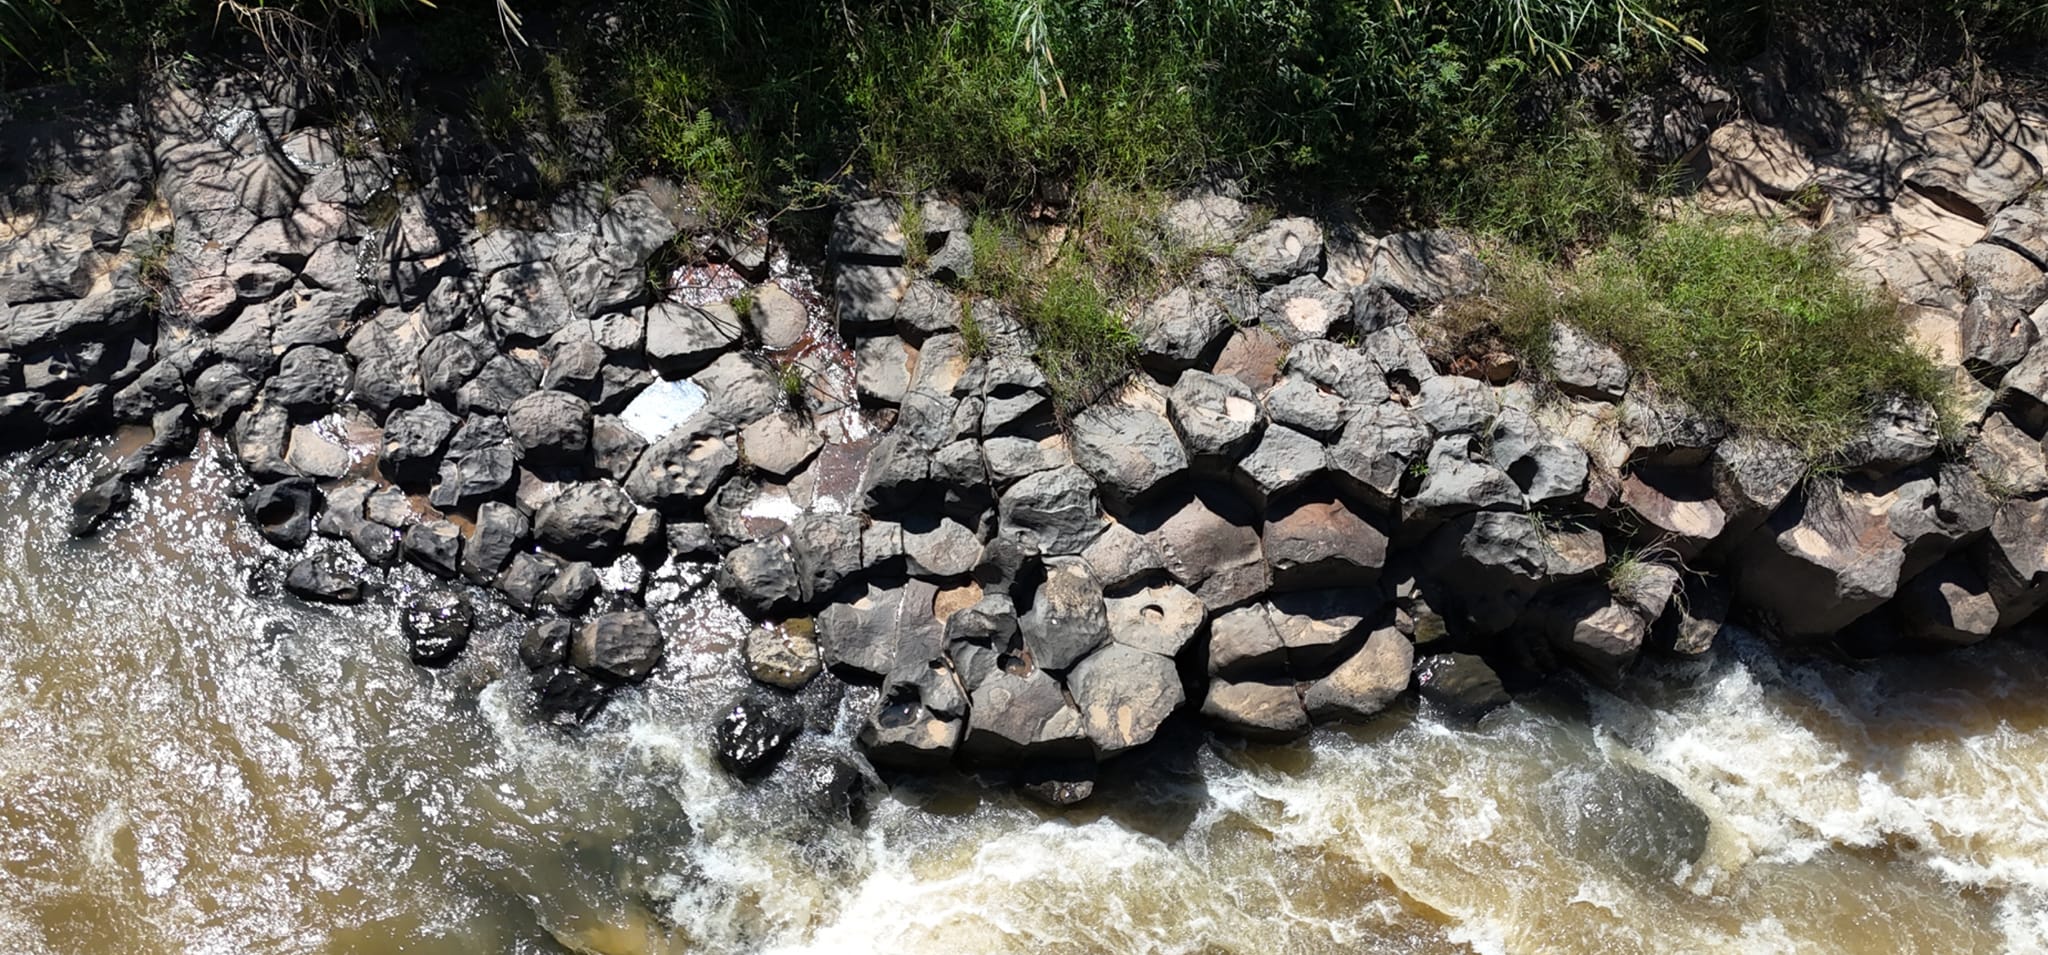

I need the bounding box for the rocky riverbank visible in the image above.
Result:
[7,49,2048,802]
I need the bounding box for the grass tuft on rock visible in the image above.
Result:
[1483,216,1948,455]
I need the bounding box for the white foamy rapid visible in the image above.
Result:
[3,442,2046,954]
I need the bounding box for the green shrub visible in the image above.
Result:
[1488,217,1948,455]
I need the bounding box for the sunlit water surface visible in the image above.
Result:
[4,441,2047,954]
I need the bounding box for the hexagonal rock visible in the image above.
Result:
[716,539,805,616]
[1266,588,1379,671]
[624,426,739,508]
[1104,579,1205,657]
[746,283,809,350]
[1303,626,1414,722]
[1420,510,1553,636]
[1415,652,1510,720]
[962,665,1089,760]
[1068,379,1188,505]
[1201,678,1309,741]
[862,696,963,770]
[1734,480,1906,638]
[507,389,593,461]
[1210,324,1290,398]
[1620,393,1727,469]
[1137,284,1243,373]
[1837,395,1942,478]
[739,411,823,478]
[1018,556,1111,671]
[897,279,962,334]
[1081,521,1167,590]
[1264,486,1388,589]
[816,578,946,678]
[1169,370,1262,458]
[1284,339,1388,403]
[644,301,743,376]
[1618,467,1727,558]
[835,263,909,327]
[1131,486,1270,612]
[1888,466,1994,579]
[1371,230,1484,304]
[401,519,464,577]
[1404,436,1523,523]
[1330,402,1432,504]
[1068,642,1186,757]
[1264,377,1347,437]
[830,197,907,260]
[1236,424,1326,502]
[1542,586,1648,675]
[1233,216,1323,283]
[1710,433,1805,530]
[1549,323,1629,401]
[1259,275,1350,343]
[998,465,1103,555]
[853,333,914,406]
[903,515,984,579]
[1207,604,1285,679]
[1487,409,1589,504]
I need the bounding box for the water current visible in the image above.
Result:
[4,440,2048,954]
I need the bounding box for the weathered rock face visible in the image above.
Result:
[16,71,2048,802]
[573,611,665,682]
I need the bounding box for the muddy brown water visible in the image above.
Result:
[5,442,2048,954]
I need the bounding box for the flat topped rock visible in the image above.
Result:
[1067,378,1188,504]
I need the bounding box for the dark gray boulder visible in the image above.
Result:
[715,694,804,778]
[816,578,944,678]
[1169,370,1262,458]
[380,402,459,485]
[997,465,1102,556]
[265,346,350,413]
[1019,556,1111,671]
[1067,642,1184,756]
[572,610,665,682]
[533,481,635,559]
[245,477,316,549]
[402,588,474,667]
[519,618,575,670]
[400,518,464,578]
[507,389,593,461]
[1415,652,1510,720]
[717,539,805,616]
[461,501,530,583]
[284,552,368,604]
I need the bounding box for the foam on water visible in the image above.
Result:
[4,443,2048,953]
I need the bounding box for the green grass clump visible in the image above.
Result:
[1490,217,1947,455]
[1445,123,1655,261]
[1023,264,1139,412]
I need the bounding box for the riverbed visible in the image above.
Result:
[3,442,2046,954]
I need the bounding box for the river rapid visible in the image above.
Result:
[4,440,2048,955]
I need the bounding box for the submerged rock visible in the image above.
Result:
[1544,765,1711,881]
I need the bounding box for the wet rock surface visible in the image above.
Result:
[12,68,2048,805]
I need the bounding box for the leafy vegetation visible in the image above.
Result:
[1480,217,1948,455]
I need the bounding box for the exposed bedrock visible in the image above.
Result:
[8,62,2048,800]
